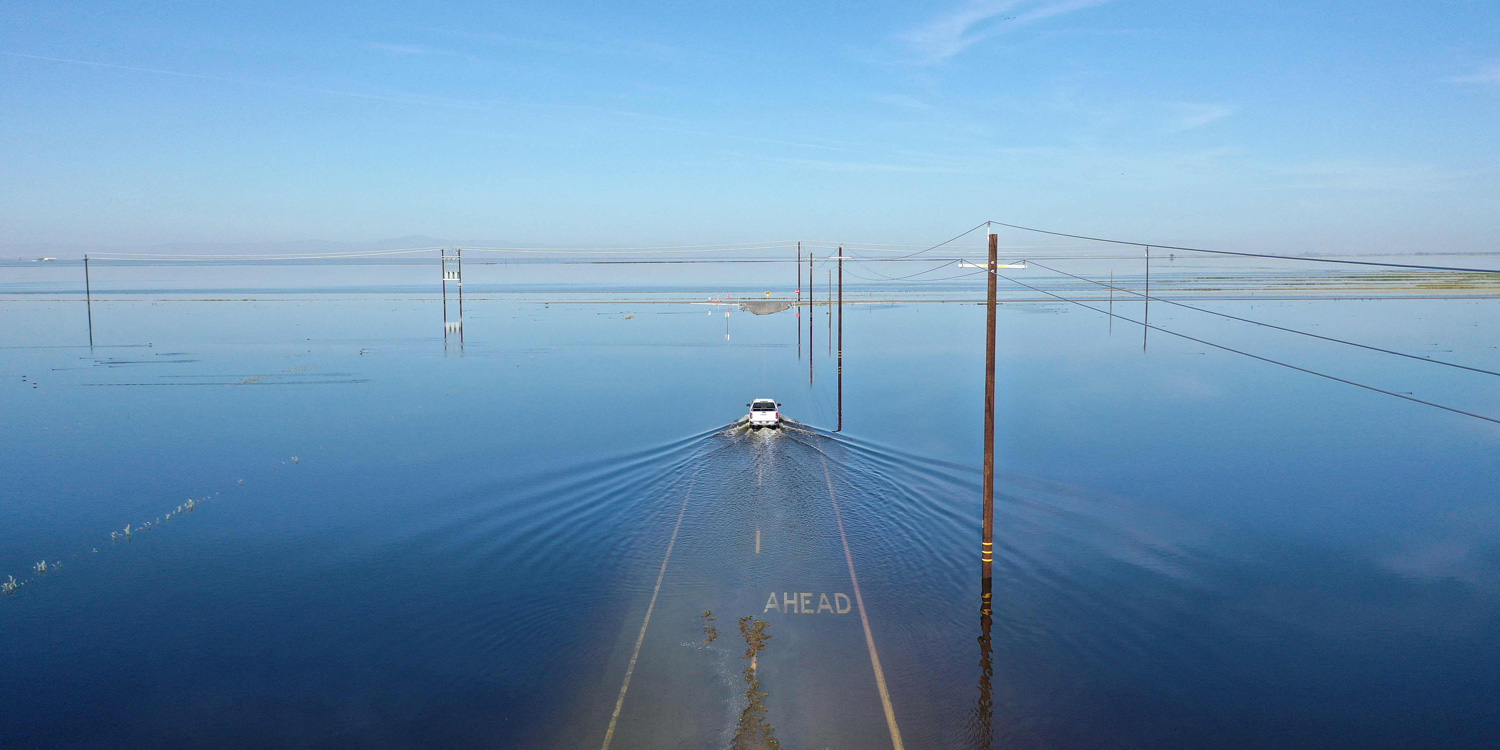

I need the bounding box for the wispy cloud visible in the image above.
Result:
[904,0,1115,63]
[1164,103,1236,133]
[1251,159,1474,191]
[362,41,491,65]
[870,93,934,110]
[365,42,435,56]
[430,28,687,63]
[746,154,970,174]
[1450,64,1500,85]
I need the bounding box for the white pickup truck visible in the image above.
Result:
[747,399,782,428]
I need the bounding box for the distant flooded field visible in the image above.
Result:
[3,261,1499,748]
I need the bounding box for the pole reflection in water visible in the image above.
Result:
[809,252,815,385]
[83,254,94,349]
[975,576,995,749]
[441,248,464,355]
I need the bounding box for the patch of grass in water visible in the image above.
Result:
[733,615,779,750]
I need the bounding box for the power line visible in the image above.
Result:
[986,269,1500,426]
[459,241,797,255]
[90,247,443,261]
[846,258,964,281]
[989,220,1500,274]
[1027,260,1500,379]
[848,222,990,262]
[86,241,801,261]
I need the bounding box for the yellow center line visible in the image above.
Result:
[819,449,905,750]
[599,477,695,750]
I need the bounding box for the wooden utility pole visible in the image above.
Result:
[982,231,997,585]
[84,254,94,349]
[837,248,844,432]
[977,230,1000,749]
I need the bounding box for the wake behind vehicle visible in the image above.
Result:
[747,399,782,428]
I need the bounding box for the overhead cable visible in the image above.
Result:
[1027,260,1500,378]
[987,270,1500,426]
[848,222,991,262]
[847,258,964,281]
[988,220,1500,274]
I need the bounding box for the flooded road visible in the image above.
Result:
[3,277,1499,747]
[580,424,902,750]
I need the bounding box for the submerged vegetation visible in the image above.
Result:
[732,615,779,750]
[3,453,312,599]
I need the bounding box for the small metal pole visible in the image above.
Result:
[837,248,843,433]
[809,252,815,384]
[84,254,94,349]
[797,242,802,360]
[440,249,448,328]
[1143,246,1151,352]
[1109,269,1114,335]
[456,248,464,343]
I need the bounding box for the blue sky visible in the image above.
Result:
[3,1,1498,252]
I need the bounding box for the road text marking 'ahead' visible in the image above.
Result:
[764,592,852,614]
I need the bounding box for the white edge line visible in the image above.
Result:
[820,449,906,750]
[599,477,694,750]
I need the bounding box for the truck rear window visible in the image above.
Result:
[752,403,776,410]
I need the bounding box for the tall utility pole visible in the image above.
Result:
[982,230,997,586]
[797,242,802,360]
[837,248,844,433]
[84,254,94,349]
[809,252,814,384]
[976,230,1001,750]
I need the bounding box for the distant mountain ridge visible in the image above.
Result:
[1,236,459,259]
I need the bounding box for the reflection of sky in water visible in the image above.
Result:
[1,284,1497,747]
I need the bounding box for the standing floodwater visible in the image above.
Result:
[2,283,1499,748]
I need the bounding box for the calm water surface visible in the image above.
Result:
[3,277,1499,748]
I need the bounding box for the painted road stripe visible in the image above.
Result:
[599,477,695,750]
[819,450,906,750]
